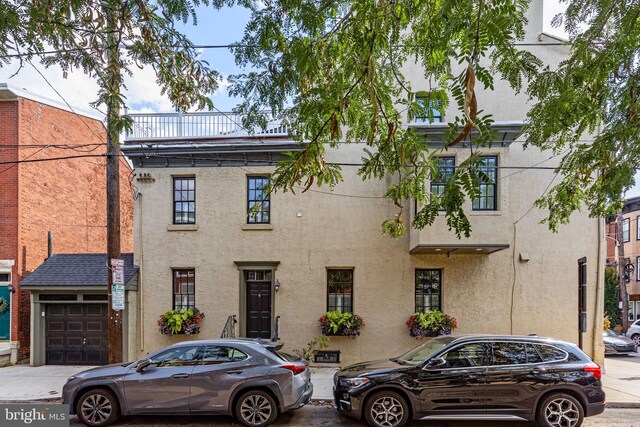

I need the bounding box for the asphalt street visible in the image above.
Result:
[68,405,640,426]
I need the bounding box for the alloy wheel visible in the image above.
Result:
[239,394,273,426]
[544,397,581,427]
[80,393,113,426]
[370,396,405,427]
[632,335,640,347]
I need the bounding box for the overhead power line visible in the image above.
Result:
[0,41,568,60]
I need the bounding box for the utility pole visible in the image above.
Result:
[105,0,123,364]
[616,212,629,331]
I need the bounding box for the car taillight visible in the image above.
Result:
[281,364,307,375]
[584,364,602,379]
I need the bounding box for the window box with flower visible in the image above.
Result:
[319,310,364,338]
[158,308,205,335]
[406,310,457,338]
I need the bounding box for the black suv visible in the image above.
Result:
[333,335,604,427]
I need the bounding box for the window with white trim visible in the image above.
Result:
[623,218,630,242]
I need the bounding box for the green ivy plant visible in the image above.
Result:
[158,308,205,335]
[406,311,457,339]
[318,310,365,338]
[293,335,330,362]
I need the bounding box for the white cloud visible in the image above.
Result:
[0,60,102,115]
[122,64,174,112]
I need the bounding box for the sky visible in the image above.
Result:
[2,1,638,197]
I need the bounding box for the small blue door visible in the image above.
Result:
[0,286,10,340]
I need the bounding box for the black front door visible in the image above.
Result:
[246,273,271,339]
[45,304,108,365]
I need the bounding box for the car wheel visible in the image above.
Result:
[235,390,278,427]
[364,391,410,427]
[632,334,640,347]
[76,388,120,427]
[537,393,584,427]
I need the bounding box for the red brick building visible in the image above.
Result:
[605,197,640,323]
[0,83,133,362]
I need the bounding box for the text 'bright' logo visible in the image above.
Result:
[4,407,66,424]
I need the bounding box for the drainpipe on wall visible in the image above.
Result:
[138,193,144,353]
[47,231,53,259]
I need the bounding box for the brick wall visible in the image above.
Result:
[0,101,20,348]
[5,98,134,358]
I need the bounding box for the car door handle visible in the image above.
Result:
[171,373,190,379]
[226,370,243,375]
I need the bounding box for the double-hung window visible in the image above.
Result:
[415,95,444,123]
[327,269,353,313]
[623,218,630,242]
[431,157,455,207]
[415,269,441,312]
[473,156,498,211]
[247,176,270,224]
[173,177,195,224]
[173,269,195,310]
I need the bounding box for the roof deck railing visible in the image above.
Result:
[124,110,290,142]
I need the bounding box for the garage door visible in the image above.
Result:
[45,304,108,365]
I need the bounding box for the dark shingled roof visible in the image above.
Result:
[21,253,137,287]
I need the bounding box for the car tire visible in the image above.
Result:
[632,334,640,347]
[536,393,584,427]
[76,388,120,427]
[235,390,278,427]
[364,391,410,427]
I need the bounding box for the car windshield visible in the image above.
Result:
[603,329,619,337]
[395,336,455,365]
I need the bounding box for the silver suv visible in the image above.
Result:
[63,339,312,427]
[627,319,640,346]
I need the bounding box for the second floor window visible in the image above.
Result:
[415,95,444,123]
[247,176,270,224]
[327,269,353,313]
[623,218,630,242]
[472,156,498,211]
[431,157,455,207]
[173,269,195,310]
[173,177,195,224]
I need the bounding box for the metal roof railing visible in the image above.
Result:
[124,111,290,141]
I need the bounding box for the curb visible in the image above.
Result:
[0,398,62,404]
[1,398,637,409]
[606,401,640,409]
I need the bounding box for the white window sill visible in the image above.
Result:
[468,211,502,216]
[242,224,273,231]
[167,224,198,231]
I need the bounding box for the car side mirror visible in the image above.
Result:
[424,357,447,370]
[136,359,151,372]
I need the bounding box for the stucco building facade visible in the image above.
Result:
[0,84,134,363]
[121,1,605,366]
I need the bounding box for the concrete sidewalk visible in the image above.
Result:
[602,355,640,407]
[0,359,637,406]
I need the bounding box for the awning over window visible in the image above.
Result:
[410,244,510,255]
[406,121,524,146]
